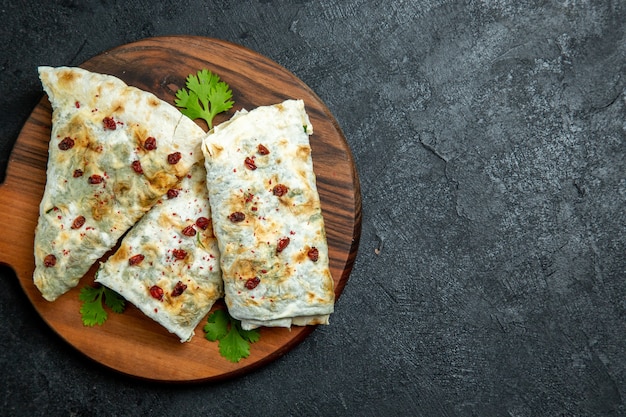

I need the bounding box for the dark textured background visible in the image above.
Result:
[1,1,625,416]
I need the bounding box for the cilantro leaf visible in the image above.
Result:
[79,287,107,326]
[203,309,230,341]
[219,325,253,362]
[236,321,261,344]
[175,69,234,129]
[204,309,260,363]
[103,287,126,313]
[79,285,126,326]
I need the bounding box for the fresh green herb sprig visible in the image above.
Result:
[204,309,260,363]
[175,69,234,129]
[79,285,126,326]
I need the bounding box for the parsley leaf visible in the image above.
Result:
[175,69,234,129]
[79,285,126,326]
[203,309,260,363]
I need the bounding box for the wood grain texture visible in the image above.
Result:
[0,36,361,382]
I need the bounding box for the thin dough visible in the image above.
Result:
[34,67,205,301]
[96,164,223,342]
[202,99,334,330]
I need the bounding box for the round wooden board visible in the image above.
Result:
[0,36,361,382]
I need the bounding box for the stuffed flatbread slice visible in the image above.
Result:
[202,99,334,330]
[95,163,222,342]
[34,66,205,301]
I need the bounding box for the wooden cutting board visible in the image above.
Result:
[0,36,361,382]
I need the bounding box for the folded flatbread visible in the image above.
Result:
[34,66,205,301]
[95,163,223,342]
[202,99,335,330]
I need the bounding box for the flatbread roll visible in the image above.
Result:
[95,163,223,342]
[34,66,205,301]
[202,99,335,330]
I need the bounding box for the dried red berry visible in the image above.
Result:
[276,237,290,253]
[58,137,75,150]
[71,215,86,230]
[143,136,157,150]
[73,169,84,178]
[307,247,319,262]
[228,212,245,222]
[244,156,257,170]
[171,281,187,297]
[128,254,145,266]
[182,225,196,237]
[43,254,57,267]
[149,285,164,300]
[88,174,104,184]
[245,277,260,290]
[167,152,182,164]
[272,184,288,196]
[257,144,270,155]
[167,189,179,199]
[196,217,210,230]
[131,160,143,174]
[172,249,187,260]
[103,116,116,130]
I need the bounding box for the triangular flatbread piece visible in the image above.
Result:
[95,163,223,342]
[34,66,205,301]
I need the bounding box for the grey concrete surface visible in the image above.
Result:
[1,1,625,416]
